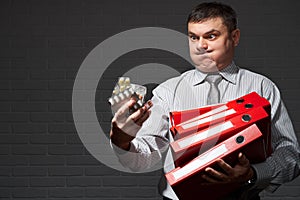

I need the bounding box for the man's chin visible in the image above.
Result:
[194,63,219,73]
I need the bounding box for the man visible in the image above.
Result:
[110,2,300,200]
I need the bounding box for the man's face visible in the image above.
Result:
[188,17,240,72]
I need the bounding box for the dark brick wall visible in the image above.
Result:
[0,0,299,199]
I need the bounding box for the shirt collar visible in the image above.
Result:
[191,62,239,86]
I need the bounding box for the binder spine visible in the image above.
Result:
[166,124,265,200]
[171,106,270,167]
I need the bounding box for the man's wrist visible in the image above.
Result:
[118,142,131,151]
[244,166,257,187]
[110,122,135,151]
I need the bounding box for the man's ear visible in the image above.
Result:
[231,29,240,46]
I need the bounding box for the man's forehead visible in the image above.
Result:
[188,17,227,33]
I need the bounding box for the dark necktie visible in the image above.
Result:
[206,74,222,105]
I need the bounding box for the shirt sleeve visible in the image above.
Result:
[110,85,171,172]
[251,79,300,192]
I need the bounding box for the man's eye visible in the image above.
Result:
[208,34,217,40]
[190,35,198,41]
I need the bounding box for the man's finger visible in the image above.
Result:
[204,167,228,181]
[201,173,220,183]
[216,159,233,175]
[238,152,249,166]
[115,99,137,119]
[135,110,151,126]
[130,106,147,122]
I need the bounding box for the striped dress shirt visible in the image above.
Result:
[113,62,300,199]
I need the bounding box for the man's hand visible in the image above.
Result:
[110,98,151,151]
[202,153,254,184]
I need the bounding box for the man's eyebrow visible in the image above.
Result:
[204,29,221,35]
[188,31,197,36]
[188,29,220,36]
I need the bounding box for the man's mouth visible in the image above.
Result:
[195,50,212,55]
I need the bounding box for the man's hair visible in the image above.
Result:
[187,2,237,32]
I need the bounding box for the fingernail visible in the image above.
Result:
[144,100,153,110]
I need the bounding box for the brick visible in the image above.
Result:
[0,134,28,144]
[102,176,137,187]
[48,38,83,48]
[121,15,157,27]
[31,26,66,37]
[13,167,47,176]
[0,80,10,90]
[66,177,101,186]
[48,145,84,155]
[0,91,28,101]
[0,124,11,134]
[12,102,48,112]
[12,14,47,26]
[11,80,48,90]
[66,155,100,166]
[48,188,85,198]
[30,113,65,122]
[48,102,72,112]
[12,144,47,155]
[30,70,65,80]
[48,80,74,90]
[66,135,82,144]
[30,134,65,144]
[66,47,91,58]
[30,177,65,187]
[66,112,76,122]
[49,14,83,26]
[11,37,47,48]
[85,166,120,176]
[0,113,29,122]
[13,188,47,198]
[85,188,121,198]
[0,177,29,187]
[0,59,10,69]
[29,91,66,101]
[14,58,48,69]
[48,59,67,69]
[119,187,157,198]
[0,167,11,176]
[137,176,160,186]
[0,48,26,58]
[0,145,10,154]
[121,170,160,177]
[29,155,65,166]
[48,123,76,134]
[0,103,11,112]
[49,167,83,176]
[0,70,28,80]
[0,156,28,166]
[12,123,47,134]
[0,14,9,26]
[0,189,11,197]
[47,47,67,59]
[66,26,103,37]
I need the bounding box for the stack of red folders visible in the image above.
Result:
[165,92,272,200]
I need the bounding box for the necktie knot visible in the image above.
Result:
[205,74,222,85]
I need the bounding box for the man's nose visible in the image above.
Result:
[197,38,208,51]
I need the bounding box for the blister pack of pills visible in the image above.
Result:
[108,77,148,115]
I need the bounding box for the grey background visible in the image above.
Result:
[0,0,300,199]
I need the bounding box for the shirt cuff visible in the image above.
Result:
[252,161,273,189]
[110,139,137,155]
